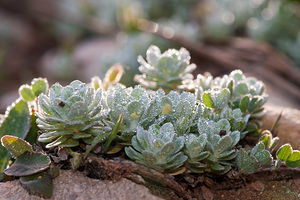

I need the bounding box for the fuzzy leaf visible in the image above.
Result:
[3,152,51,177]
[236,149,260,174]
[286,150,300,168]
[259,131,272,149]
[214,88,230,108]
[0,99,31,174]
[1,135,33,158]
[19,85,36,102]
[276,144,292,161]
[0,99,31,139]
[234,83,248,96]
[240,95,250,113]
[216,136,233,154]
[31,78,48,97]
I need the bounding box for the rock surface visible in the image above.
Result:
[262,104,300,149]
[0,170,162,200]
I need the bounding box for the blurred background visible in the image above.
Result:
[0,0,300,112]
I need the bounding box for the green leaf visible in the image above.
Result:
[84,132,110,157]
[202,92,215,108]
[236,149,260,174]
[3,152,50,177]
[19,85,36,102]
[234,83,248,96]
[1,135,32,158]
[276,144,292,161]
[0,99,31,175]
[216,135,233,154]
[227,80,233,94]
[25,115,39,145]
[0,99,31,139]
[215,88,230,107]
[240,95,250,113]
[254,150,273,167]
[20,172,53,198]
[104,113,123,152]
[31,78,48,97]
[286,150,300,168]
[259,131,272,149]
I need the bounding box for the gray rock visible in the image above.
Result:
[0,170,163,200]
[262,104,300,149]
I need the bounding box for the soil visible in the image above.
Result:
[214,179,300,200]
[85,156,300,200]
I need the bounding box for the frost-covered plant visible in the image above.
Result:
[37,80,110,148]
[196,70,267,116]
[196,70,267,135]
[184,118,240,174]
[153,89,201,136]
[1,45,300,200]
[200,88,250,137]
[125,123,187,172]
[135,45,196,91]
[105,84,160,140]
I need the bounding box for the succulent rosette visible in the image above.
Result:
[36,80,110,148]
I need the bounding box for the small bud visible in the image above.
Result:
[103,64,124,90]
[91,76,102,90]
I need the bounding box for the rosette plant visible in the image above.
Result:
[135,45,196,91]
[37,80,110,148]
[125,123,187,172]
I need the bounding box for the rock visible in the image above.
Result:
[262,104,300,149]
[0,170,162,200]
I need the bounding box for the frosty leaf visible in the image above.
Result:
[276,144,292,161]
[31,78,48,97]
[19,85,36,102]
[286,151,300,168]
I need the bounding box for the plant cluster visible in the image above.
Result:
[0,45,299,198]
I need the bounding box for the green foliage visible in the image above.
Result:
[20,172,53,198]
[276,144,300,168]
[37,80,111,148]
[259,130,279,152]
[125,123,187,172]
[105,84,158,139]
[184,118,240,174]
[0,99,31,139]
[3,152,51,177]
[1,135,33,158]
[195,70,267,136]
[19,78,48,102]
[19,85,36,102]
[0,45,299,199]
[135,45,196,91]
[1,135,56,198]
[31,78,49,97]
[236,142,273,174]
[154,90,201,136]
[0,99,31,176]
